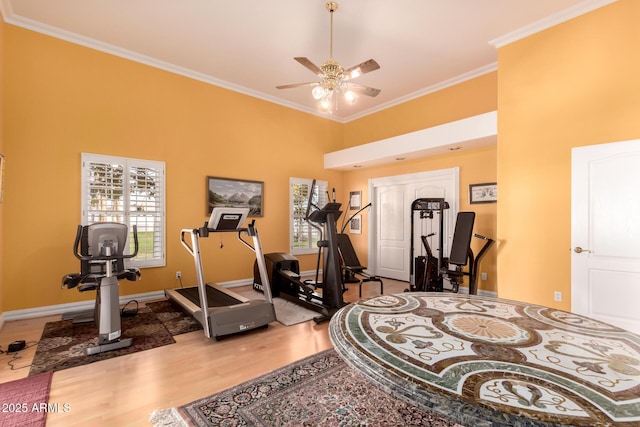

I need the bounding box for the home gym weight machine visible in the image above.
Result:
[253,180,346,323]
[409,198,495,294]
[165,208,276,340]
[62,222,141,355]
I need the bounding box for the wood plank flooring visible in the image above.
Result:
[0,278,408,426]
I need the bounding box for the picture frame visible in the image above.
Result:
[469,182,497,204]
[206,176,264,217]
[349,214,362,234]
[349,191,361,210]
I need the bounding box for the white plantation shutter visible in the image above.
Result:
[82,153,166,268]
[290,177,328,255]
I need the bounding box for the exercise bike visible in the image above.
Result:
[62,222,141,355]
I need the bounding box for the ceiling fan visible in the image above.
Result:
[276,1,381,111]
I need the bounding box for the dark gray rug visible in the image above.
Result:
[145,300,202,335]
[29,307,175,376]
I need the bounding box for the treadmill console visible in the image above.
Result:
[208,207,250,231]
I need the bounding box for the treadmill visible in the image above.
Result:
[165,207,276,340]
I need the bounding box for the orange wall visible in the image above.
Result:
[342,73,498,292]
[2,25,343,311]
[7,1,630,314]
[0,10,5,320]
[497,0,640,308]
[343,73,498,148]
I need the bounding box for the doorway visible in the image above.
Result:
[368,168,459,281]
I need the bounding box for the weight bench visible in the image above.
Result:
[442,212,475,292]
[441,211,495,294]
[62,222,140,355]
[337,233,383,297]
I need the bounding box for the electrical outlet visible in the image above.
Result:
[481,272,487,281]
[554,291,562,302]
[176,271,182,280]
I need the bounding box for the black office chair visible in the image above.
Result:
[62,222,140,355]
[337,233,383,297]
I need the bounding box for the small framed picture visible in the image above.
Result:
[469,182,497,204]
[349,215,362,234]
[349,191,361,210]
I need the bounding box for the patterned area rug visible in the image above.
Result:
[151,349,463,426]
[29,307,175,376]
[0,371,53,427]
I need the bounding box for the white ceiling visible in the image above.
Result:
[1,0,614,122]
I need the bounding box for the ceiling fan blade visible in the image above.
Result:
[276,82,318,90]
[294,57,322,75]
[343,82,381,97]
[344,59,380,80]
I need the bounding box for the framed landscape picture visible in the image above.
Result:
[207,176,264,217]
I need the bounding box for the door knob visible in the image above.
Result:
[574,247,591,253]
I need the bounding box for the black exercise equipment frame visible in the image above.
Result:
[409,198,450,292]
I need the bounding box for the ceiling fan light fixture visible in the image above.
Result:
[312,85,326,100]
[320,97,332,111]
[276,1,381,113]
[344,90,357,104]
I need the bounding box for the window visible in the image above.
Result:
[81,153,166,268]
[290,177,328,255]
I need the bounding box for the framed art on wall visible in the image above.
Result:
[469,182,497,204]
[349,191,361,210]
[349,215,362,234]
[207,176,264,217]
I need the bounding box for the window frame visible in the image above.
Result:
[81,153,166,268]
[290,177,328,255]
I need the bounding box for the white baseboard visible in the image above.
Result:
[2,290,167,322]
[1,269,339,323]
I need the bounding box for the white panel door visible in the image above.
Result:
[375,185,407,280]
[370,168,459,282]
[572,139,640,334]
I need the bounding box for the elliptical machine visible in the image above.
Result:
[254,180,346,323]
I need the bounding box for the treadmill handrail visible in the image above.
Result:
[180,228,197,256]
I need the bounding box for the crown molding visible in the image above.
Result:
[490,0,617,48]
[0,6,338,122]
[1,0,616,123]
[342,63,497,122]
